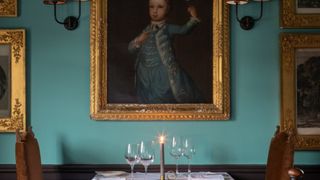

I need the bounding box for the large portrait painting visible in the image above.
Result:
[0,29,25,132]
[281,33,320,149]
[281,0,320,28]
[90,0,230,120]
[0,0,17,17]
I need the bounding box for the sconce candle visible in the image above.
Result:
[43,0,66,5]
[225,0,248,5]
[159,135,165,180]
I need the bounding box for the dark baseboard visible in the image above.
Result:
[1,164,319,180]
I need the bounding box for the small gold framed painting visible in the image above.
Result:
[281,33,320,149]
[0,29,26,132]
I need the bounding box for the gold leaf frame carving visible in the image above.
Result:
[0,29,26,132]
[281,0,320,28]
[90,0,230,120]
[0,0,17,17]
[280,33,320,149]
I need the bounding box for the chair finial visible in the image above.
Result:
[16,129,21,142]
[274,125,280,136]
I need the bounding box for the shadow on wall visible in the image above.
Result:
[59,135,102,164]
[210,144,234,164]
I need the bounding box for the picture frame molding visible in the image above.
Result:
[0,0,18,17]
[281,0,320,28]
[90,0,230,120]
[280,33,320,150]
[0,29,26,132]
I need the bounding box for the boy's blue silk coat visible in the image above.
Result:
[128,18,202,103]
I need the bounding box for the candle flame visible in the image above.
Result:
[159,135,166,144]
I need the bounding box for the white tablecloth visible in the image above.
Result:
[92,172,234,180]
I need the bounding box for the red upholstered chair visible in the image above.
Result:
[16,127,43,180]
[265,127,304,180]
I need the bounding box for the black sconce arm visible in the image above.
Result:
[53,2,64,25]
[254,0,263,22]
[52,0,81,30]
[235,0,264,30]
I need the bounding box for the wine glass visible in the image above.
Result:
[125,143,139,179]
[182,138,196,176]
[138,141,155,177]
[169,136,183,175]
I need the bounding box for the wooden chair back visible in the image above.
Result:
[16,127,43,180]
[265,127,303,180]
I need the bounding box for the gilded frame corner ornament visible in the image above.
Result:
[281,0,320,28]
[90,0,230,120]
[280,33,320,150]
[0,0,17,17]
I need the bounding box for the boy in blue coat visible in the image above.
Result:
[128,0,202,103]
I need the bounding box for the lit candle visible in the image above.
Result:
[159,135,165,180]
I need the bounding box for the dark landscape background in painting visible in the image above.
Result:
[107,0,213,103]
[0,54,10,118]
[0,65,6,100]
[298,0,320,8]
[296,49,320,129]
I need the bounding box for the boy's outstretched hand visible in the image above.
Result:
[187,5,198,18]
[136,32,149,45]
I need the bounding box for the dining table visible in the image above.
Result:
[92,171,235,180]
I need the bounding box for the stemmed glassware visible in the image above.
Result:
[182,138,196,176]
[138,141,155,177]
[169,136,183,175]
[125,143,140,179]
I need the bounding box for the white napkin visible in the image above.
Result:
[93,171,127,180]
[192,174,224,180]
[93,176,125,180]
[133,172,160,179]
[166,173,225,180]
[190,172,226,180]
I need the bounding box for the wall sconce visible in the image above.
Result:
[226,0,269,30]
[43,0,82,31]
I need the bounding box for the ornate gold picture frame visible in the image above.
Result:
[90,0,230,120]
[0,29,25,132]
[0,0,17,17]
[281,33,320,149]
[281,0,320,28]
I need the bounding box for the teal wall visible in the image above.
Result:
[0,1,320,165]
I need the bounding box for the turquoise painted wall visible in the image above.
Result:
[0,1,320,165]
